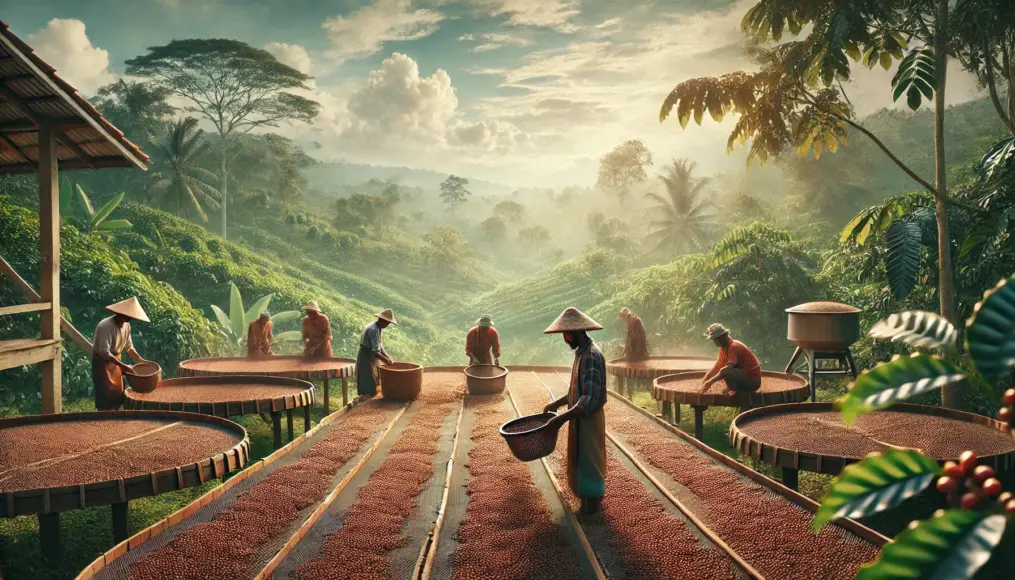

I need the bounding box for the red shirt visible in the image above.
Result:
[466,326,500,358]
[714,340,761,380]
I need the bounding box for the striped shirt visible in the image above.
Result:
[573,340,607,414]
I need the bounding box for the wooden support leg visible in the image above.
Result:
[39,125,61,415]
[674,404,681,424]
[304,404,312,433]
[661,401,672,423]
[111,502,129,542]
[782,467,799,491]
[286,408,295,442]
[693,405,706,440]
[272,411,282,449]
[323,378,330,415]
[342,377,348,407]
[39,512,60,562]
[806,350,817,402]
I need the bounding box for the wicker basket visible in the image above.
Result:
[464,365,508,395]
[500,412,561,461]
[124,362,162,393]
[379,362,423,401]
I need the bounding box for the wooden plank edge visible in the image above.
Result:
[252,400,410,580]
[610,391,890,547]
[73,397,365,580]
[416,396,466,580]
[504,385,607,580]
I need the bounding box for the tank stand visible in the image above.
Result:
[785,347,858,402]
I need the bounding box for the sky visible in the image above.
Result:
[3,0,986,187]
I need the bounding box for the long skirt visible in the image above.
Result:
[92,354,124,410]
[356,345,379,397]
[566,407,607,499]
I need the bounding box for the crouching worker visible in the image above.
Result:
[542,307,607,514]
[700,323,762,395]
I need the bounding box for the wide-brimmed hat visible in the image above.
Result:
[377,309,398,325]
[705,323,730,340]
[302,301,321,312]
[106,297,150,323]
[477,314,493,326]
[544,308,602,334]
[619,307,631,318]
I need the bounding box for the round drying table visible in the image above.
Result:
[0,410,249,561]
[653,371,810,440]
[177,356,356,415]
[607,355,714,422]
[125,376,315,450]
[730,402,1015,491]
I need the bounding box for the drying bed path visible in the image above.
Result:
[87,398,406,580]
[537,370,884,580]
[509,372,750,580]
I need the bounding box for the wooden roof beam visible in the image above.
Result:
[0,118,85,132]
[0,132,32,166]
[0,73,34,84]
[0,83,94,169]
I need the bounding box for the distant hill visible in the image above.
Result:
[305,161,514,196]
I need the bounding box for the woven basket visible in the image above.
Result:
[379,362,423,401]
[500,412,561,461]
[124,362,162,393]
[464,365,508,395]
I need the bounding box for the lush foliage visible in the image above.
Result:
[597,139,653,202]
[208,282,301,352]
[645,159,716,256]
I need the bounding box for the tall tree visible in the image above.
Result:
[264,134,315,212]
[519,225,551,258]
[126,39,319,239]
[148,118,221,222]
[493,200,526,223]
[645,159,715,256]
[596,140,653,202]
[953,0,1015,137]
[439,175,472,214]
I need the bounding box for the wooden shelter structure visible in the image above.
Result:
[0,20,149,413]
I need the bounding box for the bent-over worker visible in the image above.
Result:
[247,310,273,357]
[302,301,332,358]
[619,307,649,361]
[466,314,500,366]
[700,323,762,394]
[357,309,396,397]
[542,307,607,514]
[92,297,150,410]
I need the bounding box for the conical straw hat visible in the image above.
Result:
[376,308,398,325]
[106,297,150,323]
[302,300,321,312]
[544,307,602,334]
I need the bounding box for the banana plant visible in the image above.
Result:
[74,185,133,237]
[209,282,301,351]
[814,274,1015,579]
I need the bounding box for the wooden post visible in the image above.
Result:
[304,404,311,433]
[286,408,294,442]
[782,467,799,491]
[323,378,330,415]
[38,124,61,414]
[342,376,348,407]
[271,411,282,449]
[111,502,129,542]
[674,404,681,424]
[692,405,706,440]
[39,512,60,562]
[661,401,673,424]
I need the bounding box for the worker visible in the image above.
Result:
[247,310,273,357]
[302,301,332,358]
[619,307,649,361]
[700,323,762,394]
[466,314,501,366]
[542,307,607,514]
[92,297,150,411]
[357,309,396,397]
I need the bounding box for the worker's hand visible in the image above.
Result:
[494,358,500,366]
[543,401,560,415]
[125,364,136,373]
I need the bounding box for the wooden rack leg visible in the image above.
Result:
[674,404,681,424]
[111,502,129,542]
[782,467,799,491]
[692,405,706,440]
[304,404,312,433]
[272,411,282,449]
[39,512,60,562]
[342,377,348,407]
[661,401,673,424]
[323,378,330,415]
[286,408,295,442]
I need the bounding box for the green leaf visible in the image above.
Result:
[97,219,133,231]
[274,330,302,342]
[856,510,1006,580]
[228,282,245,341]
[977,137,1015,181]
[210,304,234,340]
[966,276,1015,381]
[270,310,301,325]
[886,220,922,299]
[959,217,999,258]
[891,47,937,110]
[75,184,94,218]
[244,293,273,327]
[813,450,939,532]
[59,176,73,215]
[140,236,158,249]
[837,354,965,424]
[91,192,125,230]
[868,311,958,350]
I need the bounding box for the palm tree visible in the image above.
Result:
[148,118,221,222]
[645,158,715,256]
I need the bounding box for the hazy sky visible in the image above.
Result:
[5,0,985,187]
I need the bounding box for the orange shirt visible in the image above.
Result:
[466,326,500,358]
[247,320,273,357]
[711,340,761,380]
[302,314,333,358]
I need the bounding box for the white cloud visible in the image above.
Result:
[322,0,444,62]
[463,32,534,52]
[264,42,311,74]
[26,19,114,94]
[471,0,580,32]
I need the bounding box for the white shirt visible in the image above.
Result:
[93,316,133,356]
